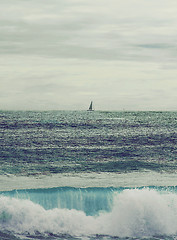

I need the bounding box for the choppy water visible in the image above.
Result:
[0,110,177,239]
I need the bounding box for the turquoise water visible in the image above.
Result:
[0,111,177,239]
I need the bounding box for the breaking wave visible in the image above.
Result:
[0,187,177,238]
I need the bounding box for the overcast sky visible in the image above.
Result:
[0,0,177,111]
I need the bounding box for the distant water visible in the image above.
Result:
[0,110,177,239]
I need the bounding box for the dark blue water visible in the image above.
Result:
[0,110,177,239]
[0,111,177,176]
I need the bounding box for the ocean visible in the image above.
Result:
[0,110,177,240]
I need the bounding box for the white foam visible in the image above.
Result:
[97,189,177,237]
[1,171,177,191]
[1,189,177,238]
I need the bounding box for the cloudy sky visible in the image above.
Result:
[0,0,177,111]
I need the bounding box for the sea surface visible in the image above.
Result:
[0,110,177,240]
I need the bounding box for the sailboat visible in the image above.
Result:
[87,101,94,111]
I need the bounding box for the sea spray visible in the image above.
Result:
[97,188,177,237]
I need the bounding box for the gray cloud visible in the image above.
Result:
[1,0,177,62]
[1,0,177,110]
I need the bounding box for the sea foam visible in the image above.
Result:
[0,188,177,238]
